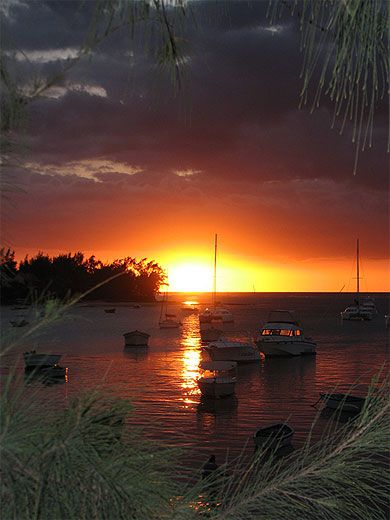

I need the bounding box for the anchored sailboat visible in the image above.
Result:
[199,234,234,324]
[341,239,378,321]
[159,288,181,329]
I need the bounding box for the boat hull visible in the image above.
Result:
[123,330,150,347]
[256,339,316,357]
[253,423,294,450]
[341,312,373,321]
[197,379,235,398]
[23,353,62,368]
[320,393,365,413]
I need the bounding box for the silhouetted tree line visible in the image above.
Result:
[0,248,166,304]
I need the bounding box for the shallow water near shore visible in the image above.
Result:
[1,292,388,468]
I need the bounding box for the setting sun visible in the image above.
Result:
[167,263,213,292]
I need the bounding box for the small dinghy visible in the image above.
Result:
[320,393,365,413]
[253,423,294,450]
[23,351,62,369]
[26,365,67,379]
[197,361,237,399]
[123,330,150,347]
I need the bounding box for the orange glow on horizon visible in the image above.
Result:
[14,247,390,293]
[158,250,390,293]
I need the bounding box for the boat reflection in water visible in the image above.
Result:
[122,347,149,361]
[197,395,238,415]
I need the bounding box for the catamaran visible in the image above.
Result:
[199,234,234,323]
[341,239,378,321]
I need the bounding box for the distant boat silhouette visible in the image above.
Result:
[123,330,150,347]
[199,234,234,323]
[159,289,181,328]
[104,308,116,313]
[341,239,378,321]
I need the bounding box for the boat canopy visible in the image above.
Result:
[200,361,237,372]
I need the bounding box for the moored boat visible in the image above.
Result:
[123,330,150,347]
[341,240,377,321]
[256,310,316,356]
[159,288,181,328]
[199,307,234,323]
[23,350,62,369]
[104,308,116,313]
[253,423,294,450]
[197,361,237,399]
[198,234,234,324]
[203,339,260,363]
[159,314,182,328]
[28,365,67,378]
[181,301,199,313]
[319,393,365,413]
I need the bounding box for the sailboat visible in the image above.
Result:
[199,234,234,324]
[159,289,181,329]
[341,239,377,321]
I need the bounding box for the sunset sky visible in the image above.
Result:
[2,1,389,292]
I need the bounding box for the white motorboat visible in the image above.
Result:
[200,325,223,343]
[341,239,377,321]
[253,423,294,450]
[23,350,62,369]
[123,330,150,347]
[199,307,234,323]
[256,310,316,357]
[203,339,260,363]
[319,393,365,413]
[198,234,234,324]
[197,361,237,398]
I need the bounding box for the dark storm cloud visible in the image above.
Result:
[3,0,388,261]
[7,1,385,186]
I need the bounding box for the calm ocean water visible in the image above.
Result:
[1,292,389,467]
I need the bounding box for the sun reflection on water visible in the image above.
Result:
[181,314,202,405]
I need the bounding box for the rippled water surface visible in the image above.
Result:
[2,293,389,467]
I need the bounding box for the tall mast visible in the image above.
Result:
[212,233,217,308]
[356,238,360,298]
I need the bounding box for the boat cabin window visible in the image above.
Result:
[262,329,300,336]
